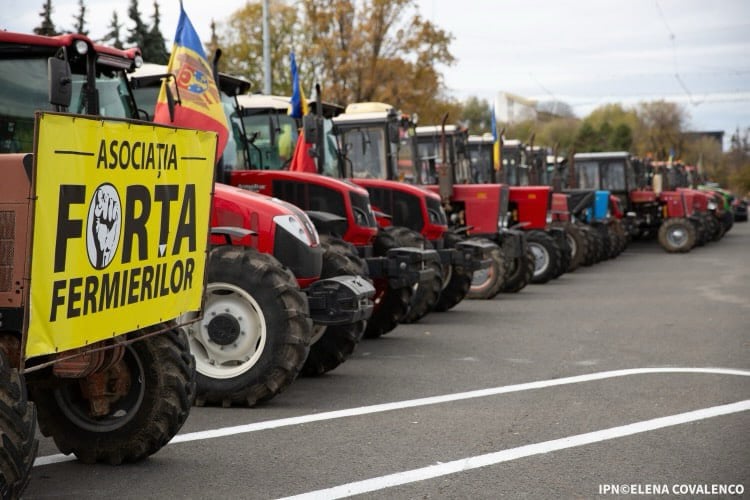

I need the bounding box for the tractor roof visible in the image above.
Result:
[574,151,630,160]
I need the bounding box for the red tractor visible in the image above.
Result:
[128,65,375,407]
[0,31,217,492]
[231,94,488,326]
[570,152,703,253]
[331,103,515,299]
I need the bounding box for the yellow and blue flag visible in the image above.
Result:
[289,52,308,119]
[491,102,500,171]
[153,3,228,163]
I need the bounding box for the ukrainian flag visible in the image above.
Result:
[153,3,228,163]
[289,52,308,119]
[491,103,500,171]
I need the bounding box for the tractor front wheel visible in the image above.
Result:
[527,230,561,284]
[658,217,696,253]
[467,238,506,299]
[185,246,312,406]
[31,326,195,464]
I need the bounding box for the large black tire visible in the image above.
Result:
[31,326,195,464]
[302,236,368,377]
[610,219,628,255]
[0,350,37,499]
[364,227,415,338]
[500,245,534,293]
[467,238,506,299]
[552,221,585,272]
[578,225,597,267]
[527,230,562,284]
[186,246,312,406]
[658,217,696,253]
[433,232,473,311]
[391,228,443,324]
[593,224,612,261]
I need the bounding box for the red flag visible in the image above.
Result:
[289,131,317,173]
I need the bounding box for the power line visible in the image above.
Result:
[655,0,702,106]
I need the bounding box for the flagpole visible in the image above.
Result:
[262,0,271,93]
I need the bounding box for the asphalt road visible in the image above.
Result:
[26,221,750,499]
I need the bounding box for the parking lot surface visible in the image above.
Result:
[27,223,750,499]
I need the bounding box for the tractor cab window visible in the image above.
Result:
[320,118,341,178]
[468,143,492,183]
[221,91,245,171]
[0,56,134,153]
[601,160,626,191]
[415,138,440,184]
[240,112,298,170]
[343,126,387,179]
[577,160,600,189]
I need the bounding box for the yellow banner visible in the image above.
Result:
[27,113,216,358]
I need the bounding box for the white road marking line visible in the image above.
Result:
[279,399,750,500]
[33,367,750,467]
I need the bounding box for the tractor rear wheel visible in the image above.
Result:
[185,246,312,406]
[31,325,195,464]
[302,236,368,376]
[0,350,37,498]
[467,238,506,299]
[527,230,562,284]
[553,221,585,272]
[658,217,696,253]
[365,227,416,338]
[434,232,474,310]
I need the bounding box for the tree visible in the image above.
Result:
[143,1,169,64]
[101,11,125,49]
[536,100,575,120]
[726,127,750,194]
[34,0,58,36]
[461,96,492,134]
[72,0,88,35]
[127,0,150,53]
[634,100,689,160]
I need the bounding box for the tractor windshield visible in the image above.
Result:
[320,118,341,178]
[0,56,134,153]
[601,160,627,191]
[576,160,600,189]
[467,142,493,183]
[240,111,298,170]
[341,126,388,179]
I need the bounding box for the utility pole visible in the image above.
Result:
[262,0,271,94]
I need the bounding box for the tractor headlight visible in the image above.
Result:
[707,201,717,211]
[545,211,553,224]
[273,214,319,246]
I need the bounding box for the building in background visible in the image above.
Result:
[494,92,537,124]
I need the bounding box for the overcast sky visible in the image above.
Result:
[3,0,749,148]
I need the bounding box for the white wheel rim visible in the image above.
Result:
[566,233,577,258]
[185,282,267,379]
[667,226,688,247]
[529,243,550,275]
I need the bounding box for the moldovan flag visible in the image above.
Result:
[289,52,308,119]
[491,102,501,171]
[153,3,228,163]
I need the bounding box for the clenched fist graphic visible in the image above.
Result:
[87,184,121,269]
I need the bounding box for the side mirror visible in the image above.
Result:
[48,57,72,108]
